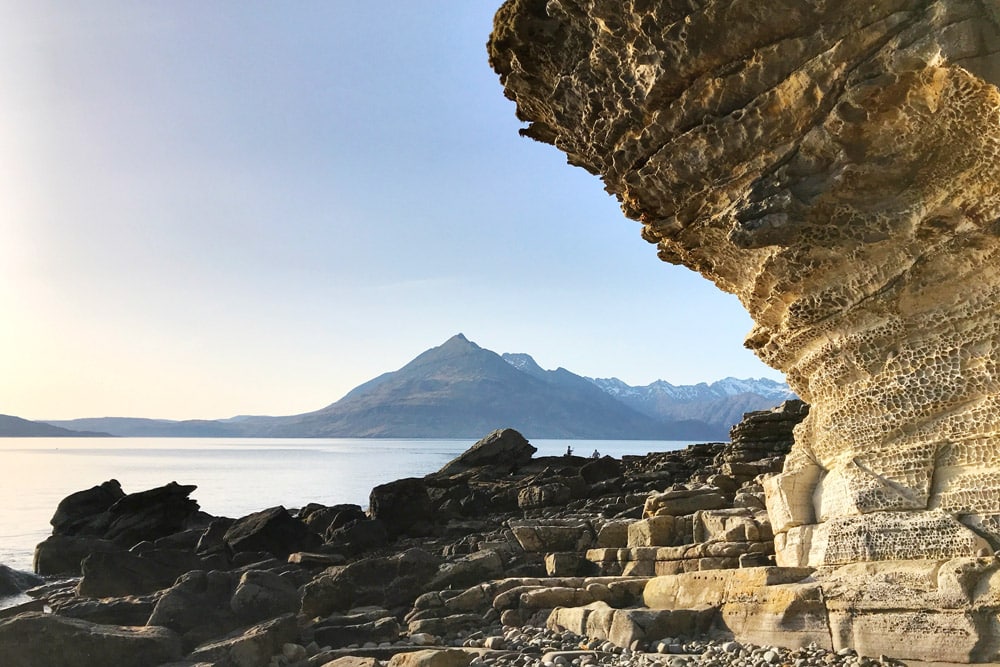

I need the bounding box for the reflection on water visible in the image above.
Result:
[0,437,690,573]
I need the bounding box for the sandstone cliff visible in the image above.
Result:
[490,0,1000,567]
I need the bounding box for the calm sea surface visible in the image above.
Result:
[0,437,692,575]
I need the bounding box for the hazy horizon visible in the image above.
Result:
[2,3,785,422]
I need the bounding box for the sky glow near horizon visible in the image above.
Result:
[1,2,786,422]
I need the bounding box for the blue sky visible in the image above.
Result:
[1,2,784,421]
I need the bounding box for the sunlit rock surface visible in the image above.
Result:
[489,0,1000,565]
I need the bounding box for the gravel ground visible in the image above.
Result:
[457,626,908,667]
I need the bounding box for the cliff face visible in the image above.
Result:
[490,1,1000,566]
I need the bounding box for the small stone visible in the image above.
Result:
[721,641,742,654]
[281,643,308,661]
[411,633,438,646]
[763,650,779,664]
[484,637,506,650]
[838,648,857,657]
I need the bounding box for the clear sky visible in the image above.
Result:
[0,2,785,421]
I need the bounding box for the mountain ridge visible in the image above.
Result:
[32,334,794,439]
[0,414,111,437]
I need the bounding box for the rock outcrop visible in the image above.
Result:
[489,0,1000,568]
[9,422,810,665]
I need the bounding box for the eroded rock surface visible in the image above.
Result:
[490,0,1000,566]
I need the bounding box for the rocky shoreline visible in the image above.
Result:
[0,401,911,667]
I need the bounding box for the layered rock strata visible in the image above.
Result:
[489,0,1000,566]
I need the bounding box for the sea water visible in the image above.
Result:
[0,437,692,574]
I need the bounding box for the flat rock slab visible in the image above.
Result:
[0,611,182,667]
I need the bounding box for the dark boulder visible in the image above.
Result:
[0,564,43,597]
[722,400,809,464]
[326,518,389,552]
[185,613,297,667]
[230,569,300,624]
[223,506,322,559]
[517,481,572,509]
[33,534,119,576]
[580,455,623,484]
[301,547,441,618]
[435,428,536,476]
[301,504,364,535]
[51,594,158,626]
[0,611,182,667]
[103,481,202,547]
[77,548,223,598]
[425,549,504,591]
[147,569,241,651]
[49,479,125,536]
[195,517,235,557]
[369,477,434,538]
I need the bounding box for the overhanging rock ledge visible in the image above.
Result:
[489,0,1000,568]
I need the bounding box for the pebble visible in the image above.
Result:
[393,624,908,667]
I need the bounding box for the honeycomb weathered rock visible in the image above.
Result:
[489,0,1000,565]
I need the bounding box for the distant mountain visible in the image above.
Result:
[0,414,111,437]
[247,334,711,439]
[585,376,795,434]
[40,334,794,439]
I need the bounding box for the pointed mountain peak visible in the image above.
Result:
[443,332,473,346]
[404,333,488,368]
[434,333,482,354]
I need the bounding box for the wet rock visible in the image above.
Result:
[0,564,42,597]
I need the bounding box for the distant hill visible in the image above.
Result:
[41,417,246,438]
[40,334,795,439]
[0,414,111,437]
